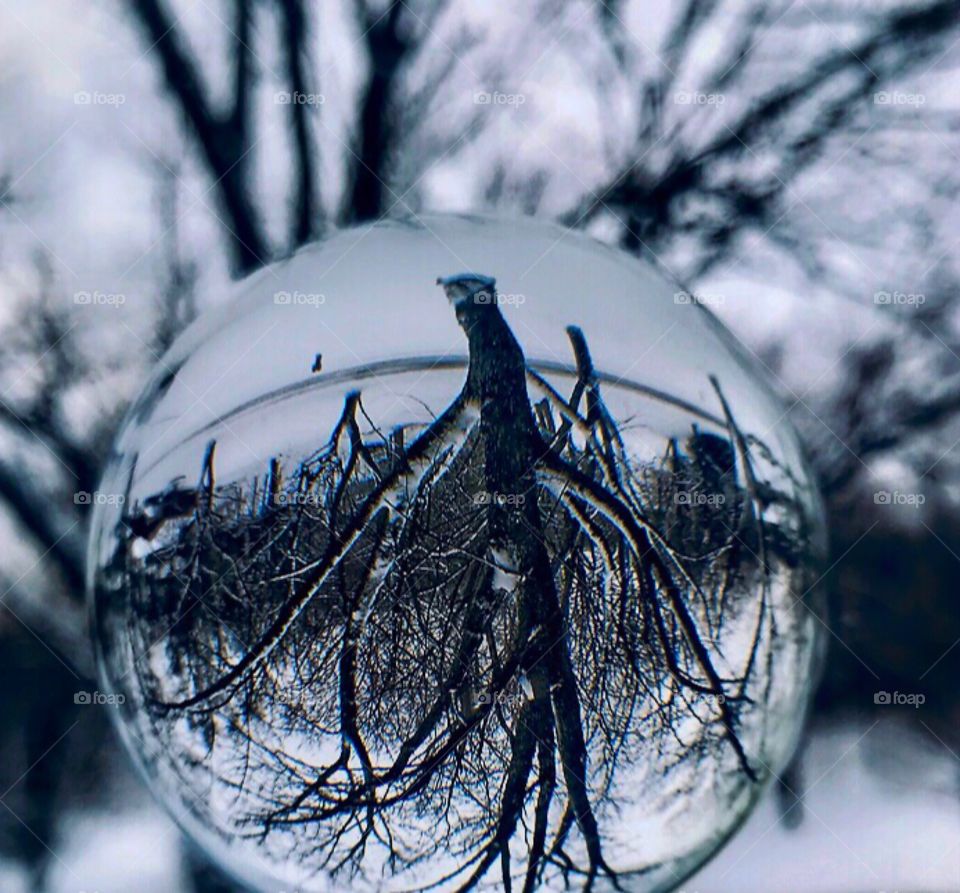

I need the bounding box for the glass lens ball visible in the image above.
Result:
[89,215,825,893]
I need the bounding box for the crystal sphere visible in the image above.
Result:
[89,215,825,893]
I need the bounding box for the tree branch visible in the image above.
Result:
[342,0,411,223]
[276,0,322,245]
[127,0,271,273]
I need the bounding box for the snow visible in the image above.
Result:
[43,809,185,893]
[4,721,953,892]
[691,721,960,892]
[489,546,521,592]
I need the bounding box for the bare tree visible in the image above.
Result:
[3,0,960,889]
[96,275,815,891]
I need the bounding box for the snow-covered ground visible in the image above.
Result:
[692,721,960,892]
[0,720,953,892]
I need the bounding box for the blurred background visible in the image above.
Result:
[1,0,959,890]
